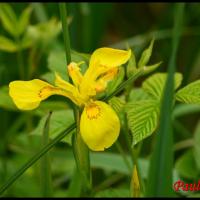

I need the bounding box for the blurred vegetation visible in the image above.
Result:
[0,2,200,197]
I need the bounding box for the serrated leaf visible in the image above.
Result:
[0,35,18,52]
[30,110,75,145]
[108,96,125,114]
[125,100,160,145]
[0,4,17,37]
[138,38,154,68]
[176,80,200,105]
[142,72,183,100]
[128,88,152,102]
[17,6,32,35]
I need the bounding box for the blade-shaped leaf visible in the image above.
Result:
[176,80,200,105]
[0,35,17,52]
[0,4,17,36]
[125,100,160,145]
[142,72,183,100]
[138,38,154,68]
[17,6,32,35]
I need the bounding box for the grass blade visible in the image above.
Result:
[146,3,185,197]
[40,112,53,197]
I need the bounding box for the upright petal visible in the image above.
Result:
[80,48,131,98]
[80,101,120,151]
[9,79,78,110]
[55,72,84,106]
[89,47,131,72]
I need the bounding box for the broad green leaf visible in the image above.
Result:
[138,38,154,68]
[142,72,183,100]
[108,96,125,114]
[193,121,200,170]
[30,110,74,145]
[17,7,32,35]
[175,149,199,179]
[0,4,17,36]
[125,100,160,145]
[0,35,17,52]
[106,66,125,96]
[95,188,130,197]
[40,72,55,85]
[0,85,17,111]
[176,80,200,105]
[128,88,152,102]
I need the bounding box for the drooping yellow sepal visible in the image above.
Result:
[9,79,70,110]
[80,100,120,151]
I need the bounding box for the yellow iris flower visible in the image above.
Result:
[9,47,131,151]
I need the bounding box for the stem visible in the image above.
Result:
[59,3,71,64]
[59,3,91,196]
[115,141,132,174]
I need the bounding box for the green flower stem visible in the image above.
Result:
[115,141,132,174]
[59,3,91,196]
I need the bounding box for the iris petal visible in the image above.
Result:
[80,100,120,151]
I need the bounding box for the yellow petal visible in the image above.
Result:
[80,48,131,98]
[89,47,131,72]
[80,101,120,151]
[9,79,80,110]
[67,62,83,87]
[54,72,84,106]
[95,67,119,93]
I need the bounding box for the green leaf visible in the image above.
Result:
[95,188,130,197]
[128,88,152,102]
[0,35,18,52]
[0,3,17,36]
[108,96,125,114]
[138,38,154,68]
[30,110,74,145]
[176,80,200,105]
[142,61,162,76]
[126,49,137,78]
[193,121,200,170]
[17,6,32,36]
[175,149,199,179]
[142,72,183,100]
[0,86,17,111]
[125,100,160,145]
